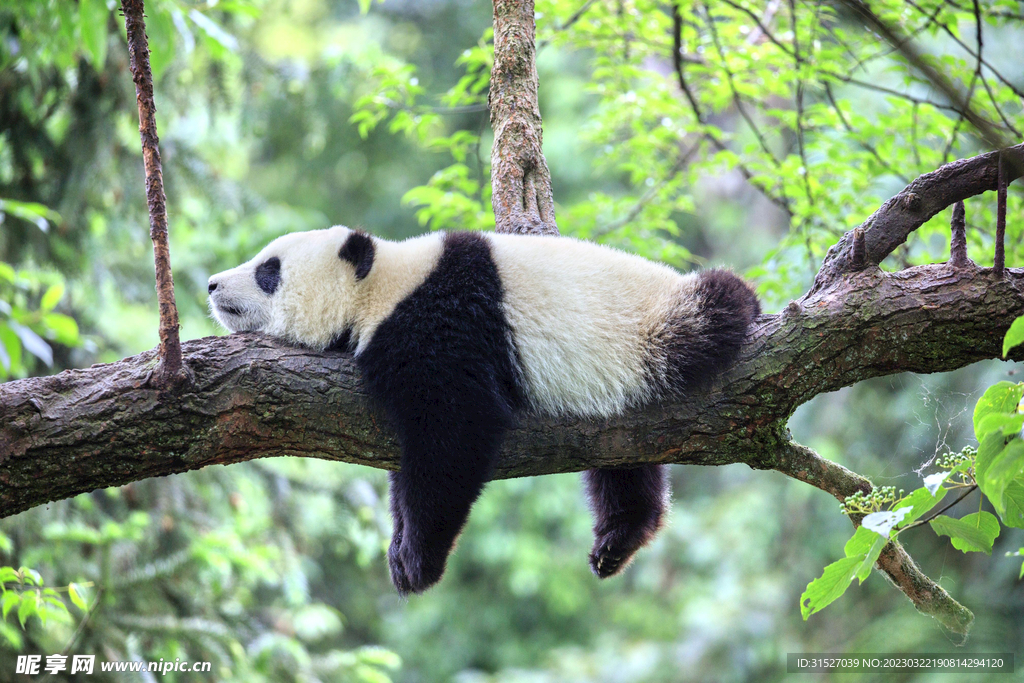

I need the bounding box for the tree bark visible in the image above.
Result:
[121,0,182,382]
[3,261,1018,513]
[813,143,1023,289]
[489,0,559,235]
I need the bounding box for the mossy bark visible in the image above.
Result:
[489,0,559,236]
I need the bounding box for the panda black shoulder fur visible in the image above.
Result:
[208,226,760,594]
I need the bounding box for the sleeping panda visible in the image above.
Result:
[208,226,759,594]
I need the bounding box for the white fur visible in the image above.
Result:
[484,233,700,418]
[210,227,700,419]
[209,226,442,351]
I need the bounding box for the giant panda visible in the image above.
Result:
[208,226,759,594]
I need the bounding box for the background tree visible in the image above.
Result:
[1,0,1023,681]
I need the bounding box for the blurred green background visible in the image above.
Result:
[1,0,1023,681]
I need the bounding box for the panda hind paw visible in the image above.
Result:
[387,538,447,595]
[588,531,640,579]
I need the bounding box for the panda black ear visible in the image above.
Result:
[339,231,375,280]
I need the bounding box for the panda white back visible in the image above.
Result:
[484,233,701,418]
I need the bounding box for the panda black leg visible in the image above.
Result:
[386,472,413,595]
[386,439,498,595]
[583,464,669,578]
[357,231,525,594]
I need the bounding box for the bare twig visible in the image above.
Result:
[789,0,814,206]
[837,0,1009,153]
[719,0,794,55]
[746,0,780,45]
[594,138,703,236]
[61,587,105,657]
[996,151,1007,276]
[900,485,978,531]
[672,2,793,215]
[813,143,1024,287]
[903,0,1024,100]
[121,0,182,382]
[850,227,866,269]
[949,200,970,267]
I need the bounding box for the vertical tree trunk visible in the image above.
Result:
[489,0,559,236]
[122,0,182,381]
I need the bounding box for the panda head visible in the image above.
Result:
[207,225,375,349]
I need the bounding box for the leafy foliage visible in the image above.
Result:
[802,318,1024,618]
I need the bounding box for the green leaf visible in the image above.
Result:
[42,313,80,346]
[1004,316,1024,357]
[895,485,947,527]
[1000,480,1024,528]
[7,321,52,366]
[977,413,1024,438]
[930,512,1001,554]
[974,382,1023,439]
[0,199,61,232]
[0,620,22,649]
[1,591,18,621]
[79,0,109,68]
[0,324,22,375]
[68,583,87,612]
[977,438,1024,515]
[843,526,878,557]
[0,567,18,585]
[40,284,64,312]
[146,6,176,80]
[800,555,862,619]
[19,567,41,586]
[188,10,238,56]
[357,647,401,670]
[854,534,888,583]
[17,591,36,628]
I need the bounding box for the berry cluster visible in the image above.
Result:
[840,486,902,516]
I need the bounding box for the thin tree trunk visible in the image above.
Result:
[122,0,182,382]
[490,0,559,235]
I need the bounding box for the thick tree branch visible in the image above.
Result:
[121,0,182,382]
[813,143,1024,289]
[2,262,1019,509]
[489,0,559,235]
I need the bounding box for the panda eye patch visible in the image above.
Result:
[255,257,281,295]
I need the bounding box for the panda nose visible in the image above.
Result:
[208,280,218,293]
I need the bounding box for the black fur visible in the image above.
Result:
[357,232,525,594]
[339,231,375,280]
[660,268,760,393]
[585,268,758,578]
[255,257,281,295]
[355,232,757,592]
[584,464,669,578]
[325,327,354,353]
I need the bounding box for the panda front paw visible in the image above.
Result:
[387,537,447,595]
